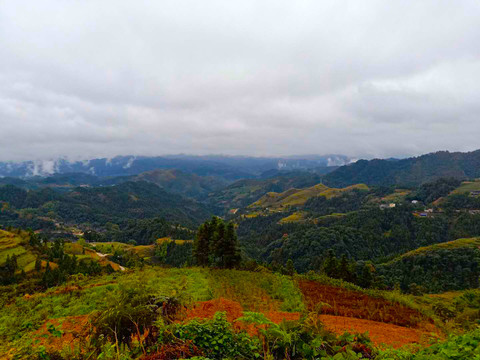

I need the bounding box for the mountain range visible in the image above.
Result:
[323,150,480,187]
[0,154,351,179]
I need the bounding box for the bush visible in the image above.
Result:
[161,312,261,360]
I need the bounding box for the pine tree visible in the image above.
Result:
[338,255,350,281]
[193,223,210,266]
[358,263,374,288]
[285,259,295,276]
[35,257,42,272]
[42,262,53,288]
[323,249,338,278]
[212,221,226,267]
[223,222,241,269]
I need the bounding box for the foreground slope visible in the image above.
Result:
[0,267,443,359]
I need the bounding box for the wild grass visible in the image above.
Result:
[207,269,305,312]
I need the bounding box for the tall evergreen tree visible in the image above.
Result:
[212,220,226,266]
[193,223,210,266]
[323,249,339,278]
[285,259,295,276]
[223,222,241,269]
[194,218,241,269]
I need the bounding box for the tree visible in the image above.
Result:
[35,257,42,272]
[193,223,210,266]
[285,259,295,276]
[338,255,352,282]
[194,218,241,269]
[223,222,241,269]
[323,249,338,278]
[211,220,226,266]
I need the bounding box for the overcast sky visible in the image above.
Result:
[1,1,479,161]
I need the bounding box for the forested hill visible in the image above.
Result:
[133,169,227,199]
[323,149,480,187]
[0,181,212,229]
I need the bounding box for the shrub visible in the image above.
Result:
[160,312,261,360]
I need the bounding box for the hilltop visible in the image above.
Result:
[207,172,324,212]
[379,238,480,293]
[133,169,227,199]
[249,183,369,210]
[323,149,480,187]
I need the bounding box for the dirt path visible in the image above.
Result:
[320,315,432,349]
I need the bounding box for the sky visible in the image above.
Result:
[1,0,480,161]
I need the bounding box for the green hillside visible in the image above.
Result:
[323,150,480,187]
[134,168,227,199]
[249,183,368,210]
[0,181,212,231]
[207,172,323,211]
[450,179,480,196]
[386,237,480,263]
[379,238,480,293]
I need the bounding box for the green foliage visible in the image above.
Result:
[378,328,480,359]
[194,217,241,269]
[408,177,462,204]
[378,240,480,293]
[238,312,376,360]
[167,312,261,359]
[154,240,193,267]
[91,280,165,347]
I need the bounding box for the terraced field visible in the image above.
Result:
[250,183,369,210]
[0,229,36,272]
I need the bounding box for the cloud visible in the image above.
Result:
[0,0,480,161]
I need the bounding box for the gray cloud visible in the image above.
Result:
[1,0,480,161]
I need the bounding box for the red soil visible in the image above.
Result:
[183,298,301,336]
[33,315,91,353]
[320,315,427,349]
[298,280,429,327]
[184,297,244,323]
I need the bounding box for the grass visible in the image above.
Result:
[2,266,461,357]
[90,242,131,254]
[156,237,192,245]
[207,269,305,312]
[0,267,215,354]
[381,189,412,203]
[279,211,308,223]
[450,179,480,196]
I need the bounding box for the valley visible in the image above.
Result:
[2,150,480,359]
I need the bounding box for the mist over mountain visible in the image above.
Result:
[0,154,351,179]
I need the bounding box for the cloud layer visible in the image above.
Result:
[1,0,479,161]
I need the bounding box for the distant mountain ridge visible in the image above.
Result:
[324,150,480,187]
[0,154,351,179]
